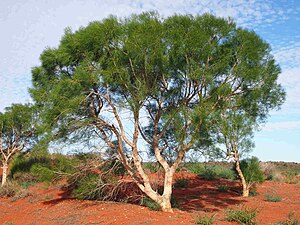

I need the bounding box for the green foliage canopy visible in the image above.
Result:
[0,104,37,155]
[30,11,285,169]
[239,157,264,184]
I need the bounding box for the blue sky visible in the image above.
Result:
[0,0,299,162]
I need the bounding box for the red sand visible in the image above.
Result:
[0,172,299,224]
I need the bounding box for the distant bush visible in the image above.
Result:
[260,162,300,184]
[143,162,162,173]
[186,163,235,180]
[277,212,299,225]
[260,162,279,181]
[51,154,80,175]
[195,213,215,225]
[201,167,218,180]
[225,207,257,224]
[10,154,51,175]
[283,171,298,184]
[10,153,80,183]
[30,164,56,182]
[265,192,282,202]
[218,168,236,180]
[202,165,235,180]
[174,178,189,188]
[13,172,38,189]
[186,163,205,174]
[217,185,229,192]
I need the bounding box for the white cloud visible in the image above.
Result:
[273,45,300,69]
[269,67,300,116]
[278,67,300,90]
[0,0,299,162]
[0,74,32,112]
[0,0,299,113]
[261,121,300,132]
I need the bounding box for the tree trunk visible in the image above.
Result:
[160,197,172,212]
[243,185,250,197]
[160,169,174,212]
[234,156,249,197]
[1,161,8,186]
[140,170,174,212]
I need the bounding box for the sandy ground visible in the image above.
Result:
[0,172,299,224]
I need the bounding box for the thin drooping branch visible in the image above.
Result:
[105,85,135,148]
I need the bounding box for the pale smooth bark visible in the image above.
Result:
[90,85,193,212]
[1,161,8,186]
[234,153,250,197]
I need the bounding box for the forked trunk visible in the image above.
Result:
[243,185,250,197]
[234,155,249,197]
[160,170,174,212]
[1,161,8,186]
[141,170,174,212]
[160,197,172,212]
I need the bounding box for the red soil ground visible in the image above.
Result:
[0,172,299,224]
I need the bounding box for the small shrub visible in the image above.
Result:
[239,157,264,184]
[51,154,79,175]
[277,212,299,225]
[195,213,215,225]
[171,195,180,208]
[43,194,53,200]
[225,207,257,224]
[140,195,179,211]
[72,173,103,200]
[13,172,38,189]
[140,197,161,211]
[186,163,205,174]
[174,178,189,188]
[10,155,51,175]
[0,181,22,197]
[143,162,162,173]
[260,162,277,180]
[71,167,125,202]
[217,185,229,192]
[0,181,33,201]
[13,172,37,183]
[249,187,259,196]
[10,189,33,202]
[30,164,55,182]
[265,193,282,202]
[20,181,37,189]
[11,154,80,183]
[283,172,298,184]
[102,159,127,177]
[187,163,235,180]
[201,167,218,180]
[268,171,286,183]
[218,169,236,180]
[2,221,14,225]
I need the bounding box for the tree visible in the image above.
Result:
[213,108,257,196]
[0,104,37,186]
[30,12,285,212]
[211,78,284,196]
[239,156,264,195]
